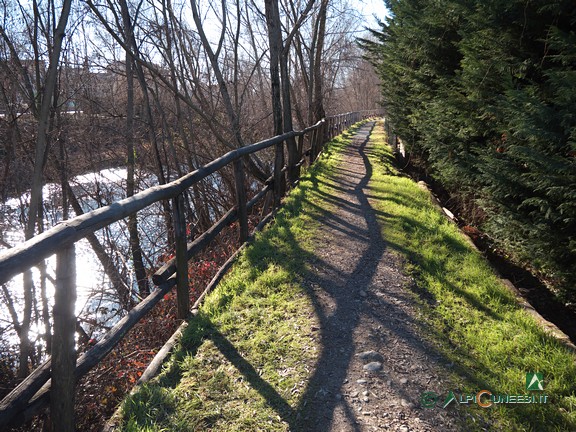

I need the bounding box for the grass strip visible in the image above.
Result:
[115,125,361,431]
[116,119,575,431]
[366,120,576,431]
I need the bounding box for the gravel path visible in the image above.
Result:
[299,122,466,431]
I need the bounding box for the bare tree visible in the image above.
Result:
[0,0,73,378]
[0,0,380,406]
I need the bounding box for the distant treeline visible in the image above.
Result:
[362,1,576,300]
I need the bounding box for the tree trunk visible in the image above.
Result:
[280,40,298,185]
[120,0,150,298]
[312,0,328,122]
[264,0,285,205]
[131,50,174,247]
[18,0,73,378]
[25,0,72,240]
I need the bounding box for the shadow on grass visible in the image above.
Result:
[196,318,300,428]
[157,123,489,429]
[121,121,574,431]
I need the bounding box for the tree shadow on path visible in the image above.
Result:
[292,123,470,431]
[293,122,391,430]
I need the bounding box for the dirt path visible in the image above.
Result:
[299,122,466,431]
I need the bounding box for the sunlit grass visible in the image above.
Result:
[116,125,362,431]
[367,120,576,431]
[114,119,576,431]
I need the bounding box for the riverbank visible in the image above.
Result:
[112,120,576,431]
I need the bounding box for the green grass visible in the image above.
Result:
[116,120,576,431]
[365,121,576,431]
[116,126,360,431]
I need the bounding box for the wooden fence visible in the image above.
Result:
[0,110,381,431]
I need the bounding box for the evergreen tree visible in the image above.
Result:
[364,0,576,299]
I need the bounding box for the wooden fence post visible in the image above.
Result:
[317,123,323,153]
[297,134,305,160]
[234,158,249,243]
[273,141,285,207]
[309,128,318,165]
[286,136,299,187]
[51,244,76,432]
[315,122,323,157]
[173,194,189,319]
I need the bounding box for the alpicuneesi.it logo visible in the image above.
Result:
[420,372,549,409]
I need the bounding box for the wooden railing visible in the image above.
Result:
[0,110,381,430]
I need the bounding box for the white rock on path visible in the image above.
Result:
[356,350,384,362]
[363,362,383,372]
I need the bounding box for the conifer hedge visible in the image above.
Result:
[362,0,576,301]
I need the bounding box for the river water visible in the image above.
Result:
[0,168,167,355]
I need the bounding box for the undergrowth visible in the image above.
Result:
[367,120,576,431]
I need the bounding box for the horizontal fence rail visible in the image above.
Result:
[0,125,307,285]
[0,110,382,430]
